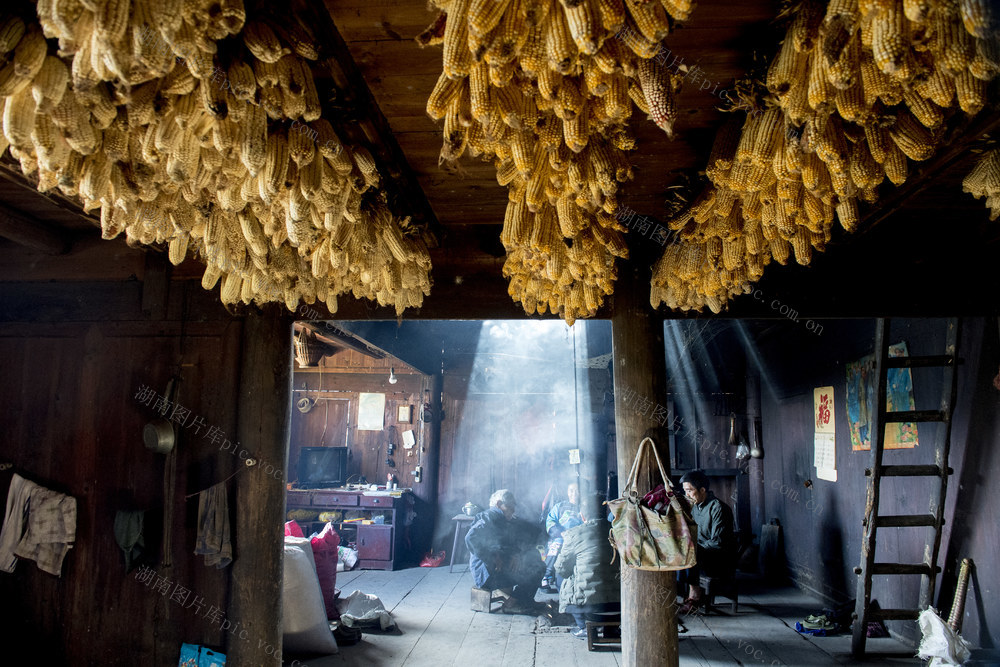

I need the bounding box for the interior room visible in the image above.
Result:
[0,0,998,666]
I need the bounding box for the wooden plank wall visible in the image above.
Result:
[290,348,426,489]
[755,317,999,649]
[0,230,297,666]
[0,275,252,665]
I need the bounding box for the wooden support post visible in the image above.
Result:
[611,261,677,667]
[418,372,443,551]
[229,309,293,666]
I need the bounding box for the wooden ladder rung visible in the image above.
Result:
[868,464,952,477]
[885,355,956,369]
[871,563,937,576]
[870,608,921,621]
[874,514,939,528]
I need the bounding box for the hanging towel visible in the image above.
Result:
[0,473,77,576]
[195,482,232,568]
[114,510,145,572]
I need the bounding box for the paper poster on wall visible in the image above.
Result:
[846,342,919,451]
[357,392,386,431]
[814,433,837,482]
[813,386,837,482]
[814,386,835,434]
[401,429,416,448]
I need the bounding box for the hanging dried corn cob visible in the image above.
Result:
[420,0,696,322]
[1,4,433,318]
[962,148,1000,220]
[651,0,999,314]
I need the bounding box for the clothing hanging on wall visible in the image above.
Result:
[0,473,77,576]
[194,481,232,568]
[114,510,146,572]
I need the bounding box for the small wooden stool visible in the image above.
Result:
[471,587,509,613]
[699,573,738,614]
[585,611,622,651]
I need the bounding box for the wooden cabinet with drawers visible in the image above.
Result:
[285,488,408,570]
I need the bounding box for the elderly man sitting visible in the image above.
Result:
[465,489,545,614]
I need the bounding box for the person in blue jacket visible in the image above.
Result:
[540,481,581,592]
[465,489,545,614]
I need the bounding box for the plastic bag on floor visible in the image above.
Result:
[338,590,395,630]
[917,607,971,667]
[283,536,338,655]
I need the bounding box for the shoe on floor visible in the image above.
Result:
[572,627,588,639]
[679,599,704,616]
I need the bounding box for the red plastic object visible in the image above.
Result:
[419,550,446,567]
[284,521,304,538]
[310,523,341,620]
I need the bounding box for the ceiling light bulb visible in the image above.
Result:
[389,367,398,384]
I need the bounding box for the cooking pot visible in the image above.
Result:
[143,418,175,454]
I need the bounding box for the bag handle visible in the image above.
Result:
[623,437,674,496]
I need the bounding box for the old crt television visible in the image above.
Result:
[297,447,349,489]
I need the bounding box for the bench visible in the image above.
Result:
[585,611,622,651]
[470,587,510,613]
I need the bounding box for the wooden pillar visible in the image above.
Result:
[229,308,293,665]
[611,261,677,667]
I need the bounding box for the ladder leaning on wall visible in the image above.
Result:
[851,318,961,657]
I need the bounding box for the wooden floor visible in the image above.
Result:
[283,568,921,666]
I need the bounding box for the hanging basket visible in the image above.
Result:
[294,329,329,367]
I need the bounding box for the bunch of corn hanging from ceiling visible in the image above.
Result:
[0,0,431,316]
[963,147,1000,219]
[420,0,695,324]
[650,0,999,314]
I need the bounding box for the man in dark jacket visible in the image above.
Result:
[678,469,736,613]
[556,492,620,638]
[465,489,545,613]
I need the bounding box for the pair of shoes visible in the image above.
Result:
[539,577,558,593]
[538,581,558,594]
[801,615,835,630]
[572,627,588,640]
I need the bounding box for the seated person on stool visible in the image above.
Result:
[555,491,621,639]
[678,470,736,614]
[541,481,582,592]
[466,489,545,614]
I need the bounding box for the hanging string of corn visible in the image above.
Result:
[963,147,1000,219]
[651,0,999,314]
[0,1,432,316]
[420,0,694,324]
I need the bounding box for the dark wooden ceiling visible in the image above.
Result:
[326,0,778,232]
[0,1,998,320]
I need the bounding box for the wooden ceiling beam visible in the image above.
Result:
[0,201,72,255]
[298,321,388,359]
[860,110,1000,235]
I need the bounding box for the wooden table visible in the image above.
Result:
[449,514,475,573]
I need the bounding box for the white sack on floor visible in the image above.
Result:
[283,536,338,654]
[338,590,395,630]
[917,607,970,667]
